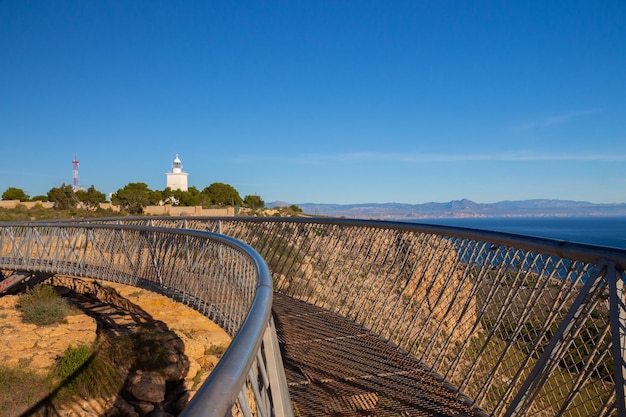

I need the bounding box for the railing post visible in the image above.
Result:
[263,316,294,417]
[608,261,626,417]
[140,230,164,285]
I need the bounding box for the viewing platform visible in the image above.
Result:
[1,217,625,416]
[273,293,484,416]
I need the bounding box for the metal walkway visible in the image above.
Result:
[272,293,485,417]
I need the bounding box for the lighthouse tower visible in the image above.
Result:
[166,154,189,191]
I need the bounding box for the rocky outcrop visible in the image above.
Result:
[127,370,166,403]
[0,293,97,371]
[0,276,231,417]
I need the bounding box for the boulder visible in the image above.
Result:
[127,371,166,403]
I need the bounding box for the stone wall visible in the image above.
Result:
[0,200,234,216]
[98,202,120,212]
[0,200,55,209]
[143,205,235,216]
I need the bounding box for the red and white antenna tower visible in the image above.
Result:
[72,155,79,189]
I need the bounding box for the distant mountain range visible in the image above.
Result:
[271,199,626,219]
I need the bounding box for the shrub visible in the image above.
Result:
[52,337,131,401]
[59,345,91,382]
[17,284,69,325]
[205,344,226,356]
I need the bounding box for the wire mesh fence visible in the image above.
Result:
[0,223,290,417]
[6,217,626,417]
[118,217,624,417]
[210,218,624,416]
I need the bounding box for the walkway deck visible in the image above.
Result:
[272,293,485,417]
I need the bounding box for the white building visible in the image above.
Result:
[166,154,189,191]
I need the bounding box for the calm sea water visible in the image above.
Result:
[411,217,626,250]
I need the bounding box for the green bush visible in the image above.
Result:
[52,337,131,401]
[53,344,96,399]
[17,284,69,325]
[59,345,91,383]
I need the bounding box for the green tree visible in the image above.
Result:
[48,184,79,209]
[161,187,174,204]
[111,182,151,214]
[243,194,264,209]
[175,186,202,206]
[2,187,29,201]
[74,189,87,204]
[202,183,242,206]
[76,185,106,210]
[31,195,48,202]
[149,189,164,205]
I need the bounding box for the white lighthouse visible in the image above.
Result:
[166,154,189,191]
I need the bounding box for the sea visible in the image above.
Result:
[410,216,626,250]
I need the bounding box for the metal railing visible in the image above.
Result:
[77,216,626,417]
[0,223,292,417]
[2,216,626,416]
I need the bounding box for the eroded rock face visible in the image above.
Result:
[265,227,481,357]
[398,237,481,364]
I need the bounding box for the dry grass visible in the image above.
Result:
[0,364,53,416]
[0,205,124,222]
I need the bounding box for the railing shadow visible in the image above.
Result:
[18,276,192,417]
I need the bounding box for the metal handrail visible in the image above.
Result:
[0,223,291,417]
[76,216,626,417]
[3,216,626,416]
[46,216,626,269]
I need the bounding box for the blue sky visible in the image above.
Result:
[1,1,625,205]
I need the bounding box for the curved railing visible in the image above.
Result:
[76,216,626,417]
[3,217,626,416]
[0,223,292,417]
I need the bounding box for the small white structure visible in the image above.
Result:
[166,154,189,191]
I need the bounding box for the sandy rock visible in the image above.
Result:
[30,352,57,369]
[66,313,99,330]
[113,396,139,417]
[197,355,216,370]
[136,401,155,414]
[3,332,37,350]
[128,370,166,403]
[193,330,231,349]
[180,337,206,360]
[0,294,98,374]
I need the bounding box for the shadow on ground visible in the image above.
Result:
[20,276,191,417]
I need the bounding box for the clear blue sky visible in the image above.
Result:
[1,1,625,204]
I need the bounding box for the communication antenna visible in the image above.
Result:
[72,155,79,190]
